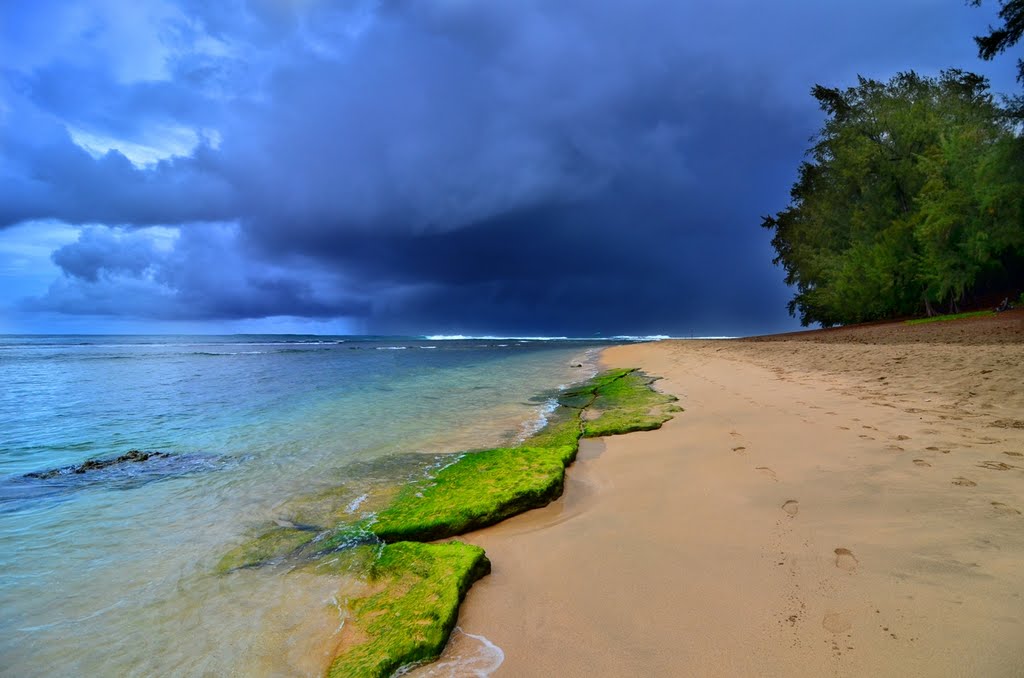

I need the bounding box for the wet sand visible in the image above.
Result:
[453,310,1024,676]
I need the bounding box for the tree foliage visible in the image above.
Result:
[763,70,1024,326]
[971,0,1024,82]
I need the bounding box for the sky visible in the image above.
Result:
[0,0,1018,337]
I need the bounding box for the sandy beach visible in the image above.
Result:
[453,310,1024,676]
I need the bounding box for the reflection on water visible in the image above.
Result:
[0,336,602,676]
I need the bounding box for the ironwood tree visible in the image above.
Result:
[762,70,1024,326]
[971,0,1024,82]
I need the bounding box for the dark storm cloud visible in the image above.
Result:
[1,0,1017,333]
[0,94,235,227]
[28,225,370,320]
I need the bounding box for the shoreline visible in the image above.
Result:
[443,313,1024,676]
[3,337,630,678]
[211,364,679,675]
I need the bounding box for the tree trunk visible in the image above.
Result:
[924,296,936,317]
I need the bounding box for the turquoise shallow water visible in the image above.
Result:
[0,335,612,677]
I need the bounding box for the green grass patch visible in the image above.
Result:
[325,541,491,678]
[905,310,996,325]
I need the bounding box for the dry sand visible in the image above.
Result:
[446,310,1024,676]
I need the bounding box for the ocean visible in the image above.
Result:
[0,335,621,677]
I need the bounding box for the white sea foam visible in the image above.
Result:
[609,334,672,341]
[423,335,571,341]
[518,397,559,441]
[395,627,504,677]
[426,453,465,476]
[375,346,408,350]
[326,595,349,634]
[346,493,369,514]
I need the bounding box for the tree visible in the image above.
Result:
[915,115,1024,310]
[763,70,1024,326]
[971,0,1024,82]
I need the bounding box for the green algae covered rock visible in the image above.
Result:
[583,369,679,437]
[215,367,679,673]
[331,368,680,545]
[216,368,680,569]
[326,541,491,678]
[370,445,569,542]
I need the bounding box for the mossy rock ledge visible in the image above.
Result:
[217,368,678,676]
[325,541,491,678]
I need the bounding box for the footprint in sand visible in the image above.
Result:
[1005,451,1023,458]
[896,434,910,441]
[952,477,977,487]
[756,467,778,482]
[834,548,858,571]
[991,419,1024,429]
[822,612,852,633]
[781,500,799,517]
[912,459,931,467]
[732,446,747,454]
[978,461,1014,471]
[992,502,1021,516]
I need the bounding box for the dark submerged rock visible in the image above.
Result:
[4,451,233,511]
[25,449,172,479]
